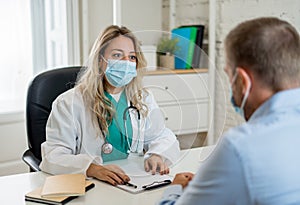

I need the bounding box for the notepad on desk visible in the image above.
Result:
[25,174,95,205]
[25,181,94,205]
[41,174,86,197]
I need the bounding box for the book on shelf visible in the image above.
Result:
[172,27,193,69]
[172,25,205,69]
[186,27,198,69]
[180,25,205,68]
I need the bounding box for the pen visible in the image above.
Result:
[142,180,171,190]
[125,182,137,189]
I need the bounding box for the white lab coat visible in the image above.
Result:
[40,87,180,175]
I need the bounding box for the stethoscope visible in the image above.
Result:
[101,101,141,154]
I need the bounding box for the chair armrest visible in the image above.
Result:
[22,149,41,172]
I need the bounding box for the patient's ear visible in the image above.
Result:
[237,67,252,94]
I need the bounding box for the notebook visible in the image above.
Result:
[41,174,86,197]
[25,180,95,205]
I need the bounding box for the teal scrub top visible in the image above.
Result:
[102,91,133,162]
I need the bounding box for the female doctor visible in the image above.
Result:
[40,25,180,185]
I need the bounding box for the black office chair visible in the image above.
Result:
[22,66,82,172]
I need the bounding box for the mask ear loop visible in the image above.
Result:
[101,55,108,63]
[231,70,238,86]
[98,55,107,78]
[240,71,252,110]
[230,69,252,112]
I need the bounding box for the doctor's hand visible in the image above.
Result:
[144,154,169,175]
[86,163,130,186]
[171,172,194,188]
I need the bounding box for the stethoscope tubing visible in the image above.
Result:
[123,102,141,121]
[103,101,141,154]
[75,102,142,155]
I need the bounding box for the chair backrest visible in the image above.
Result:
[26,66,81,162]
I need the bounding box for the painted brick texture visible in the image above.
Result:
[162,0,300,143]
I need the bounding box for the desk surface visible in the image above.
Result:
[0,146,214,205]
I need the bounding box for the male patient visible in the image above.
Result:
[157,17,300,205]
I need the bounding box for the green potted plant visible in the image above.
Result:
[156,37,179,69]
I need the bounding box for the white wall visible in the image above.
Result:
[121,0,162,45]
[0,112,28,176]
[85,0,113,51]
[162,0,300,142]
[214,0,300,141]
[81,0,162,60]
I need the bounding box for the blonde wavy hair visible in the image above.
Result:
[76,25,148,135]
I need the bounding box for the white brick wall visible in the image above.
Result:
[162,0,300,143]
[216,0,300,138]
[162,0,209,36]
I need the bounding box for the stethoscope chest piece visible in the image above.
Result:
[102,142,113,154]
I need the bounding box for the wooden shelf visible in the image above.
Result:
[145,68,208,75]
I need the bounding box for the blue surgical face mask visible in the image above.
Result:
[230,71,251,119]
[104,59,137,87]
[229,88,245,117]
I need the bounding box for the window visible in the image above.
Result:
[0,0,80,115]
[0,0,32,113]
[44,0,68,69]
[43,0,80,70]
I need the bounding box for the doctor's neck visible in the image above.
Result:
[105,82,124,94]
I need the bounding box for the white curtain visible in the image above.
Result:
[0,0,32,112]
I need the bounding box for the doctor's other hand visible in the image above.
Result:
[171,172,194,188]
[86,163,130,186]
[144,154,169,175]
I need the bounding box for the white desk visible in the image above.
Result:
[0,146,214,205]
